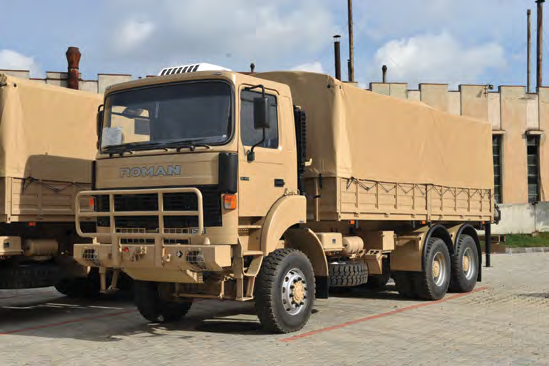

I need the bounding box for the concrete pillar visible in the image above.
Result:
[370,82,408,100]
[419,84,449,112]
[460,85,489,121]
[98,74,132,94]
[500,86,529,204]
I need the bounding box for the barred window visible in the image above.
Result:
[527,135,540,203]
[492,135,502,203]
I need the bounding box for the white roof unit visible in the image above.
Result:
[158,63,231,76]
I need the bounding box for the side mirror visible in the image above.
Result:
[97,105,104,137]
[253,97,270,130]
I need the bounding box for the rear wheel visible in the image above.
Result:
[255,248,315,334]
[134,281,192,323]
[415,237,451,300]
[449,234,479,293]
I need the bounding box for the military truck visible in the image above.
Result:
[73,65,493,333]
[0,73,102,296]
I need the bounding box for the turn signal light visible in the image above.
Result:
[89,198,95,211]
[223,194,237,210]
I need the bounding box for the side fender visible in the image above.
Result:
[260,195,307,255]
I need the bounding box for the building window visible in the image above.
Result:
[492,135,502,203]
[527,135,540,203]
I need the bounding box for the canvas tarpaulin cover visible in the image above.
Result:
[257,72,493,190]
[0,74,102,182]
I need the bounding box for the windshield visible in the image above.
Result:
[101,81,232,152]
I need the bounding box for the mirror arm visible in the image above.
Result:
[244,84,266,98]
[247,128,266,162]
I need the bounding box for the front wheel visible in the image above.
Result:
[134,281,192,323]
[255,249,315,334]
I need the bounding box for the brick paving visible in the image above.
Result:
[0,253,548,366]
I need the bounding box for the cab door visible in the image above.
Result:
[238,87,292,217]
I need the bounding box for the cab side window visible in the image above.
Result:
[240,90,279,149]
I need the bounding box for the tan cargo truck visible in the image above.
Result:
[74,66,493,333]
[0,74,103,295]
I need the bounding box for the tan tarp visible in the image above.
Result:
[0,74,102,182]
[257,72,494,190]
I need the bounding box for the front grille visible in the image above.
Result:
[95,186,222,229]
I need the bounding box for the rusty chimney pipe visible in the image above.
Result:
[66,47,81,90]
[334,35,342,81]
[382,65,388,83]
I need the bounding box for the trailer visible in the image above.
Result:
[73,67,493,332]
[0,74,103,295]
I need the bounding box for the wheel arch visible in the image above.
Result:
[260,195,307,255]
[283,227,330,299]
[422,224,453,271]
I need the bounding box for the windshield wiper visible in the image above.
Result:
[102,141,169,155]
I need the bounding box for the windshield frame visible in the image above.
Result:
[100,79,235,154]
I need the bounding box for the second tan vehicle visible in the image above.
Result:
[74,65,494,333]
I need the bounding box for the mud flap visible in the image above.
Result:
[316,276,329,299]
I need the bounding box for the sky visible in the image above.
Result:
[0,0,541,89]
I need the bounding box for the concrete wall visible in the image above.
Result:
[0,69,132,95]
[493,203,549,234]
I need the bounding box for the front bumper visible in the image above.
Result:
[74,243,231,272]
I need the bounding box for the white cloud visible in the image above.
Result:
[291,62,324,73]
[113,20,155,53]
[371,32,506,87]
[0,49,42,76]
[102,0,336,74]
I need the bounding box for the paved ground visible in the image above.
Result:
[0,253,548,366]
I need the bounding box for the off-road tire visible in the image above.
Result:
[393,271,418,298]
[415,237,451,300]
[255,248,315,334]
[362,273,391,289]
[134,281,192,323]
[449,234,479,293]
[329,261,368,287]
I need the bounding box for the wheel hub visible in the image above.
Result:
[432,260,441,278]
[292,281,305,304]
[281,268,308,316]
[462,255,470,272]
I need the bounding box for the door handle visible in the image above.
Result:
[274,179,285,187]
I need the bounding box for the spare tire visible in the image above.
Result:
[329,261,368,287]
[0,263,62,289]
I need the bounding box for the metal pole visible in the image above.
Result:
[537,0,545,91]
[528,9,532,93]
[382,65,388,83]
[334,35,342,81]
[347,0,355,82]
[485,223,492,267]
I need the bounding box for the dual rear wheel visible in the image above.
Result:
[393,235,479,300]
